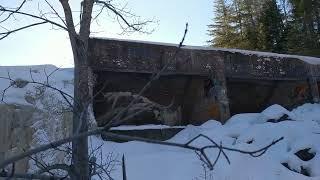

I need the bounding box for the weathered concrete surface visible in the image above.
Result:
[93,72,220,126]
[0,102,72,174]
[227,79,312,114]
[102,128,185,142]
[88,38,320,79]
[88,38,320,125]
[0,104,35,173]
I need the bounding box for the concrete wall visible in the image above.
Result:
[0,104,35,173]
[93,72,314,125]
[227,79,312,114]
[93,71,220,126]
[88,38,320,125]
[0,103,72,173]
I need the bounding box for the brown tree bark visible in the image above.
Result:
[59,0,94,179]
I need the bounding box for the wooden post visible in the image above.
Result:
[308,65,319,103]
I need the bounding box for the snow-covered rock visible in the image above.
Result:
[0,65,73,173]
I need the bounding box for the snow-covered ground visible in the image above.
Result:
[1,65,320,180]
[91,103,320,180]
[0,65,74,105]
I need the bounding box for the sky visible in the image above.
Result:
[0,0,213,67]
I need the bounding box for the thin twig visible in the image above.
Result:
[0,0,27,23]
[0,172,67,180]
[0,8,67,31]
[0,21,47,40]
[44,0,68,27]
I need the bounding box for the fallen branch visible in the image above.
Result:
[0,171,68,180]
[101,132,284,170]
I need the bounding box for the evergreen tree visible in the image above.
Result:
[208,0,320,56]
[208,0,267,50]
[259,0,286,53]
[287,0,320,56]
[239,0,265,50]
[208,0,242,48]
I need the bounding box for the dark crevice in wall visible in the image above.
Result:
[257,81,278,112]
[226,78,312,115]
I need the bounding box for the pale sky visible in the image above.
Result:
[0,0,213,67]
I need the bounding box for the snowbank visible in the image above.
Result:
[0,65,74,105]
[90,103,320,180]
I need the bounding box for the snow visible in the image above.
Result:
[261,104,292,119]
[0,65,74,105]
[1,65,320,179]
[0,65,74,176]
[92,37,320,65]
[88,103,320,180]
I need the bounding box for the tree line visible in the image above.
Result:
[208,0,320,57]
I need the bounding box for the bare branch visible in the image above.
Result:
[37,163,72,175]
[0,7,67,31]
[0,128,103,169]
[102,132,284,170]
[89,151,117,180]
[0,171,67,180]
[0,123,284,172]
[44,0,68,27]
[0,76,74,104]
[28,155,55,177]
[0,21,47,40]
[92,4,106,22]
[0,0,27,23]
[94,0,154,34]
[43,66,61,85]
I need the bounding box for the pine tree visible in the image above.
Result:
[208,0,242,48]
[208,0,319,56]
[286,0,320,56]
[235,0,268,50]
[259,0,286,53]
[208,0,268,50]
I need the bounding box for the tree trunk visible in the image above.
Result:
[59,1,94,179]
[72,58,91,180]
[71,37,94,180]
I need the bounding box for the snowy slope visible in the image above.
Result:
[0,65,74,105]
[1,65,320,180]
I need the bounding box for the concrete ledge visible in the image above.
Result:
[101,127,185,143]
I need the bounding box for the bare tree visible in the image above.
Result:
[0,1,284,180]
[0,0,154,179]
